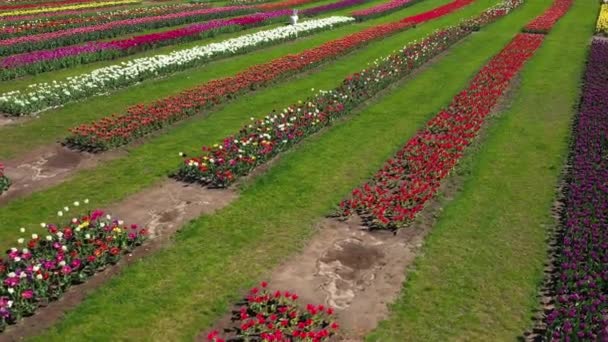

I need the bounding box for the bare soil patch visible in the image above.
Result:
[0,145,125,205]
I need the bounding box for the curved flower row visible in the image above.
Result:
[207,282,339,342]
[0,163,10,195]
[0,205,147,331]
[337,33,544,229]
[0,0,140,17]
[0,16,355,115]
[64,0,476,151]
[522,0,571,34]
[0,4,208,38]
[597,4,607,35]
[543,38,608,341]
[0,6,251,56]
[352,0,417,20]
[0,9,291,78]
[174,0,524,187]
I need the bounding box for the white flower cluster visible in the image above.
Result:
[0,16,354,116]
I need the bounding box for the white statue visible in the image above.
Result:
[290,9,299,25]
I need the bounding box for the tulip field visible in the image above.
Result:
[0,0,603,340]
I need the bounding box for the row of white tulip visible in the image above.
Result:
[0,16,354,116]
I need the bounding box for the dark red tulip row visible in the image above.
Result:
[337,33,544,229]
[523,0,572,34]
[173,0,525,187]
[544,38,608,341]
[66,0,476,151]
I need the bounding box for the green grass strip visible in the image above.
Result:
[366,0,598,340]
[22,1,553,340]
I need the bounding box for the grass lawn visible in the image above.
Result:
[366,0,598,340]
[22,0,555,339]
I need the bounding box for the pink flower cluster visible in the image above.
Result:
[0,208,147,331]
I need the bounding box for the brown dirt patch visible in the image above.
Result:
[0,180,237,341]
[0,145,125,205]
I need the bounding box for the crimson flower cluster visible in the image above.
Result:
[544,39,608,341]
[175,25,471,187]
[523,0,572,34]
[0,208,147,331]
[0,163,9,195]
[207,282,338,342]
[337,33,544,229]
[66,0,476,151]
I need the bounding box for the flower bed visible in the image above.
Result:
[543,38,608,341]
[0,4,134,21]
[0,9,290,78]
[0,205,147,331]
[337,33,544,229]
[522,0,572,34]
[597,4,608,35]
[0,16,355,115]
[65,0,476,151]
[0,6,252,56]
[0,4,208,38]
[206,282,339,342]
[352,0,418,21]
[0,0,140,17]
[0,0,113,11]
[0,163,10,195]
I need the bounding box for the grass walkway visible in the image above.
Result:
[24,1,552,339]
[366,0,598,340]
[0,0,498,247]
[0,0,458,159]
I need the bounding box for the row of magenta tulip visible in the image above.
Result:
[0,6,252,56]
